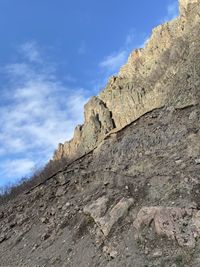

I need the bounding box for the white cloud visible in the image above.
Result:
[99,1,179,77]
[0,42,89,184]
[20,41,42,63]
[0,159,35,179]
[98,32,135,75]
[99,50,128,73]
[98,30,150,77]
[162,1,179,22]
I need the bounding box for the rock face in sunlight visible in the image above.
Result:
[2,1,200,266]
[54,0,200,161]
[54,96,115,160]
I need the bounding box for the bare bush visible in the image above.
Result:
[0,157,69,205]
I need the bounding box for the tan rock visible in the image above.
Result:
[40,217,48,224]
[54,97,115,160]
[192,210,200,235]
[55,187,66,197]
[133,206,200,248]
[99,198,134,236]
[83,196,109,219]
[84,197,134,237]
[180,0,198,14]
[53,0,200,165]
[103,246,118,258]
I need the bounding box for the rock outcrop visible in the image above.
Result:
[54,96,115,160]
[54,0,200,161]
[133,206,200,249]
[2,99,200,266]
[2,1,200,266]
[84,197,134,237]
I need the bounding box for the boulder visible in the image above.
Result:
[83,196,109,219]
[84,197,134,236]
[133,206,200,248]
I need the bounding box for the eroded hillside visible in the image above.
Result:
[1,0,200,266]
[1,105,200,266]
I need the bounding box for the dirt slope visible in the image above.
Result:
[1,104,200,266]
[1,0,200,266]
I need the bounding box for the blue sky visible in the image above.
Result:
[0,0,179,188]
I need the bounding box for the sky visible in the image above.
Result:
[0,0,179,188]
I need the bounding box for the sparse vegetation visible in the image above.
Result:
[175,255,183,265]
[0,157,69,205]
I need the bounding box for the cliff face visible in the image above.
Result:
[1,94,200,267]
[2,1,200,267]
[54,0,200,161]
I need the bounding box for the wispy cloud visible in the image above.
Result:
[0,159,35,184]
[98,30,150,78]
[99,31,135,75]
[20,41,42,63]
[162,1,179,22]
[0,42,89,185]
[99,1,179,78]
[99,50,127,73]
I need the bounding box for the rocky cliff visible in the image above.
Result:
[1,0,200,267]
[54,0,200,161]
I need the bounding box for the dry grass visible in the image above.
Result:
[0,157,68,205]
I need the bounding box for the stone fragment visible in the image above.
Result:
[40,217,48,224]
[84,197,134,236]
[192,210,200,235]
[83,196,109,219]
[56,186,66,197]
[103,245,118,258]
[0,234,6,244]
[32,244,39,252]
[189,110,198,120]
[152,249,162,258]
[133,206,200,248]
[56,173,67,185]
[99,198,134,236]
[195,158,200,164]
[41,232,50,241]
[62,202,71,211]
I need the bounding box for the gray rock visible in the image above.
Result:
[195,158,200,164]
[189,110,198,120]
[83,196,109,219]
[85,197,134,237]
[56,186,66,197]
[133,206,200,249]
[1,1,200,266]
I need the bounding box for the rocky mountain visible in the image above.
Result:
[1,0,200,266]
[54,0,199,162]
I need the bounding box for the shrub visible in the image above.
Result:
[0,157,69,205]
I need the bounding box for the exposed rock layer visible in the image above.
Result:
[54,0,200,160]
[1,1,200,267]
[1,101,200,266]
[133,206,200,248]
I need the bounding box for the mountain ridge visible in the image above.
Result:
[54,0,199,162]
